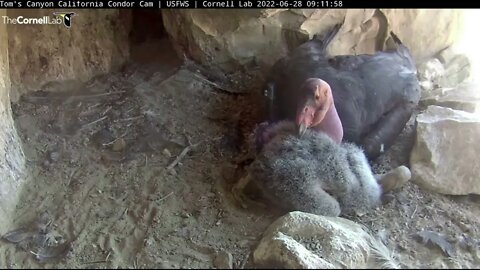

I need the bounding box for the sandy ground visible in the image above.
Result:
[1,38,480,269]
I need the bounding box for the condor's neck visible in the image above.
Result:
[313,103,344,144]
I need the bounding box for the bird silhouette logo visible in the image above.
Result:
[53,12,76,28]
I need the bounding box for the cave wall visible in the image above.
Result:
[162,9,463,74]
[0,9,133,232]
[0,9,26,234]
[6,9,132,101]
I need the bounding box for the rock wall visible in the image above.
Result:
[162,9,463,74]
[0,9,26,234]
[0,9,133,232]
[6,9,132,101]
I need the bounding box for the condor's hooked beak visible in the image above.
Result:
[298,123,307,137]
[297,105,315,137]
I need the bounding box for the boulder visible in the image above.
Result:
[253,211,398,269]
[410,105,480,195]
[162,9,463,76]
[6,10,132,101]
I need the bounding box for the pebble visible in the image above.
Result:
[49,151,60,162]
[213,250,233,269]
[163,148,172,157]
[112,138,126,152]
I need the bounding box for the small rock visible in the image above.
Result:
[238,239,251,248]
[49,151,61,162]
[376,165,412,193]
[163,148,172,157]
[157,260,175,269]
[411,105,480,195]
[213,250,233,269]
[458,222,471,232]
[144,237,155,247]
[112,138,126,152]
[420,80,435,92]
[181,212,191,218]
[417,58,445,90]
[168,168,177,175]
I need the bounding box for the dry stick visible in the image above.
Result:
[82,260,108,265]
[240,252,250,269]
[105,251,111,262]
[81,251,111,265]
[411,205,418,219]
[115,115,144,123]
[24,91,125,102]
[102,131,128,147]
[166,136,222,171]
[166,142,200,171]
[82,115,107,129]
[158,191,174,203]
[193,73,231,93]
[73,91,126,99]
[102,106,112,116]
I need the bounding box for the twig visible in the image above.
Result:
[102,106,112,116]
[82,116,107,129]
[158,192,174,203]
[166,136,222,171]
[254,214,264,223]
[102,131,128,147]
[184,133,193,146]
[114,115,144,123]
[240,252,250,269]
[78,103,101,117]
[82,260,108,265]
[66,167,79,187]
[26,91,126,102]
[166,142,200,171]
[119,208,129,220]
[193,74,231,93]
[411,205,418,219]
[74,91,126,99]
[125,107,135,115]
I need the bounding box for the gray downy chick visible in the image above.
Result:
[244,120,382,217]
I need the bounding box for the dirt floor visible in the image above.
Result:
[1,38,480,269]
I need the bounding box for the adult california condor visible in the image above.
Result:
[264,24,421,159]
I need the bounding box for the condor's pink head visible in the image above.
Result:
[295,78,343,143]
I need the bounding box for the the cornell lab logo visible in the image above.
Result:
[53,12,76,28]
